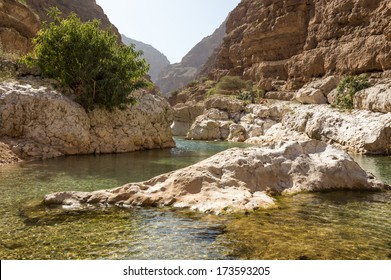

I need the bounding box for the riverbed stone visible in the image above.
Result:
[44,140,390,214]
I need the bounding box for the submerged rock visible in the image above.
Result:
[44,140,390,214]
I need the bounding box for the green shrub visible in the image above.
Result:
[216,76,250,92]
[237,90,255,102]
[21,8,150,111]
[186,80,199,88]
[335,74,370,109]
[206,76,251,96]
[236,88,265,104]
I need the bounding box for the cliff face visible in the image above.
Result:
[209,0,391,90]
[25,0,119,35]
[156,20,227,96]
[0,0,40,54]
[121,35,170,83]
[0,0,119,56]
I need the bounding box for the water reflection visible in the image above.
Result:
[351,155,391,185]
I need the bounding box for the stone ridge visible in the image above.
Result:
[208,0,391,90]
[155,19,227,96]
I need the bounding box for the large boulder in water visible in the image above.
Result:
[44,140,390,214]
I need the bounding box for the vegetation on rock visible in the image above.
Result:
[21,8,150,111]
[206,76,264,104]
[335,75,370,109]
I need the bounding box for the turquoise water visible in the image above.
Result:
[0,138,390,259]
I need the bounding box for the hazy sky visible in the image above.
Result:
[96,0,241,63]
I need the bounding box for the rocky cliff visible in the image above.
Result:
[26,0,119,36]
[0,79,175,160]
[0,0,41,54]
[0,0,120,56]
[121,34,170,83]
[155,19,227,96]
[209,0,391,90]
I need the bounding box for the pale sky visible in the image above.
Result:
[96,0,241,63]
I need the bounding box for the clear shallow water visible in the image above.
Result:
[0,138,390,260]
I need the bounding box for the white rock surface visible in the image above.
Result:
[248,104,391,154]
[171,102,204,136]
[0,80,175,159]
[295,76,339,104]
[44,140,390,214]
[354,82,391,113]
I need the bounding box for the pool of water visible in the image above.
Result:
[0,138,390,259]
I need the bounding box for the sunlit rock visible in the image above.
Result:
[44,140,390,214]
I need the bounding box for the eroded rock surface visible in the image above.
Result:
[44,140,390,214]
[184,92,390,154]
[171,102,204,136]
[208,0,391,89]
[248,103,391,155]
[0,0,40,54]
[354,82,391,113]
[295,76,340,104]
[0,141,21,165]
[0,80,175,160]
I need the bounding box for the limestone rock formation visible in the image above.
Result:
[295,76,339,104]
[171,102,204,136]
[26,0,119,36]
[156,20,227,96]
[44,140,390,214]
[186,113,230,141]
[121,35,170,83]
[183,88,390,154]
[0,0,40,54]
[248,103,391,155]
[354,82,391,113]
[185,96,249,140]
[208,0,391,90]
[0,79,175,160]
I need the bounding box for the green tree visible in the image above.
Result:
[21,8,150,110]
